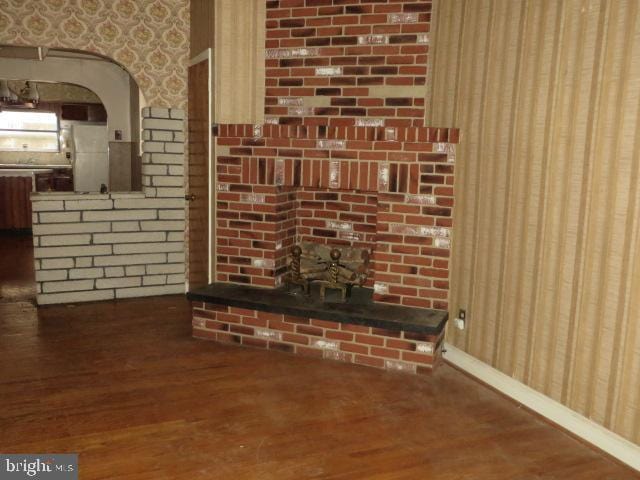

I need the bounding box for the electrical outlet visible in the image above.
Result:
[454,309,467,330]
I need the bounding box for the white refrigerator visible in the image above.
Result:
[72,124,109,192]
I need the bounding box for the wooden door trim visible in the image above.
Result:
[187,48,214,288]
[189,48,211,67]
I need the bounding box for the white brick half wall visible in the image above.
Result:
[31,107,187,305]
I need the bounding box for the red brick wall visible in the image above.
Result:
[215,0,457,311]
[192,301,444,373]
[297,188,377,248]
[265,0,431,127]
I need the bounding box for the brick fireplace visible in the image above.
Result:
[189,0,459,373]
[215,123,456,310]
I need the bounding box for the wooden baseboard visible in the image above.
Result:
[443,343,640,472]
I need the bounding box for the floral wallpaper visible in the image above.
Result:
[0,0,189,108]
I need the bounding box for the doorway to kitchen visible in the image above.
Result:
[0,45,143,304]
[0,72,110,304]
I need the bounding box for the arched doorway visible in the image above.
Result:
[0,45,143,304]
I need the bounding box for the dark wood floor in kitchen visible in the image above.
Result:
[0,232,638,479]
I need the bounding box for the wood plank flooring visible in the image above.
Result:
[1,232,638,479]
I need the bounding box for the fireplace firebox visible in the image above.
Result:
[285,242,371,300]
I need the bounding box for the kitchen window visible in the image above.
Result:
[0,110,60,152]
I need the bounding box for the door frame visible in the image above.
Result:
[187,48,214,287]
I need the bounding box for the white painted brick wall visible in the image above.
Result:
[69,268,104,279]
[41,258,74,269]
[167,273,185,284]
[125,266,145,276]
[160,210,185,220]
[152,176,183,187]
[144,275,167,286]
[35,245,112,258]
[65,199,114,210]
[33,223,111,235]
[32,201,64,212]
[112,242,183,255]
[112,222,140,232]
[96,277,141,289]
[93,232,166,244]
[113,198,183,209]
[83,210,157,221]
[142,164,168,176]
[31,107,187,305]
[168,165,184,176]
[43,279,94,293]
[37,290,115,305]
[168,252,185,263]
[39,212,81,223]
[35,270,67,282]
[93,253,167,267]
[115,284,184,299]
[146,153,183,165]
[142,118,183,131]
[154,187,184,198]
[147,264,183,275]
[106,267,125,277]
[40,234,91,246]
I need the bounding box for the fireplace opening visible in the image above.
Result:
[285,240,372,301]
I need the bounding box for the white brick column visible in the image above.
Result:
[142,107,185,198]
[31,107,187,305]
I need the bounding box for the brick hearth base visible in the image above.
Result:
[191,301,444,373]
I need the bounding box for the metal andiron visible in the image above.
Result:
[285,242,371,300]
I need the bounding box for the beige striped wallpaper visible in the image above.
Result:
[214,0,266,124]
[428,0,640,444]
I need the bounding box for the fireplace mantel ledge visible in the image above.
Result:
[187,283,447,335]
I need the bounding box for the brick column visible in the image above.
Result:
[141,107,185,198]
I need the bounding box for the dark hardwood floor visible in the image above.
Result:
[0,230,37,303]
[0,231,638,479]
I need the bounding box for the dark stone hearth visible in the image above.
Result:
[187,283,448,335]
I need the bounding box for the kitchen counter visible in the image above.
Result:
[0,168,54,177]
[0,164,72,170]
[0,165,73,192]
[0,165,75,229]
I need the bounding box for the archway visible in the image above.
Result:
[0,46,145,193]
[0,46,145,304]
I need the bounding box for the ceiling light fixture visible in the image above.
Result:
[0,80,40,110]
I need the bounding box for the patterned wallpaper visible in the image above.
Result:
[0,0,189,108]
